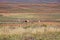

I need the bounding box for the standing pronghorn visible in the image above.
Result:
[38,20,41,23]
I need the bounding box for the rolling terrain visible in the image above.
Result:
[0,3,60,40]
[0,3,60,13]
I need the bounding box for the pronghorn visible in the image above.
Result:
[38,20,41,23]
[24,20,30,23]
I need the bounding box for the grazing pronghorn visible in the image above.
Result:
[24,20,30,23]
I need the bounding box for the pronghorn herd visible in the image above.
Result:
[0,19,60,27]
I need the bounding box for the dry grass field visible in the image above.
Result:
[0,3,60,40]
[0,13,60,40]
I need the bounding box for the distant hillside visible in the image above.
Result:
[0,3,60,13]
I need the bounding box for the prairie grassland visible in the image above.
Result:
[0,3,60,40]
[0,22,60,40]
[0,13,60,40]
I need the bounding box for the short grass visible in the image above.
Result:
[0,13,60,19]
[5,13,60,19]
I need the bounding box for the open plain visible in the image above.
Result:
[0,3,60,40]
